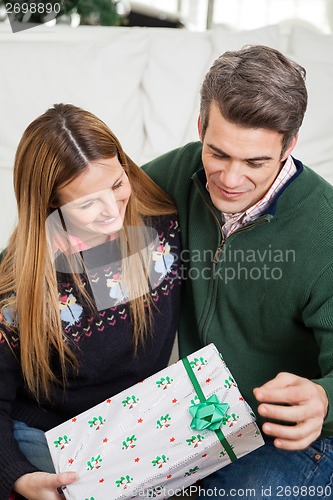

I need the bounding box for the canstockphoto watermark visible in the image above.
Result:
[137,484,333,498]
[137,485,259,497]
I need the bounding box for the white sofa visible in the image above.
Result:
[0,22,333,249]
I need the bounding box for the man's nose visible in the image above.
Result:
[219,162,243,189]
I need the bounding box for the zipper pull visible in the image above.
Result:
[213,244,224,263]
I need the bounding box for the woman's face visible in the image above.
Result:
[57,157,132,246]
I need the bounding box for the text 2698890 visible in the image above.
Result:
[5,2,61,15]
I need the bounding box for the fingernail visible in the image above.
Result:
[69,472,78,481]
[260,405,267,415]
[255,390,264,400]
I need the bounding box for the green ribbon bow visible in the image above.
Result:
[182,356,237,462]
[189,394,229,431]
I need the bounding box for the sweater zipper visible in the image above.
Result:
[192,181,226,262]
[205,206,225,264]
[207,204,269,265]
[213,232,225,264]
[196,180,270,344]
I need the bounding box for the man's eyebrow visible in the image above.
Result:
[207,143,272,162]
[246,155,273,162]
[207,143,230,157]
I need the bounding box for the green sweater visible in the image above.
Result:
[143,141,333,437]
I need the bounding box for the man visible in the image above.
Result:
[143,45,333,498]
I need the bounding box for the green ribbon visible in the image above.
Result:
[182,356,237,462]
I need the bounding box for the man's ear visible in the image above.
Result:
[281,134,298,161]
[197,115,203,142]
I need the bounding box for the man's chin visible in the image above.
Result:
[217,202,248,215]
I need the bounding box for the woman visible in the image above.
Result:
[0,104,181,499]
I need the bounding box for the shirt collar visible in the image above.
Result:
[222,155,297,237]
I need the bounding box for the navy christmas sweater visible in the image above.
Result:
[0,214,182,498]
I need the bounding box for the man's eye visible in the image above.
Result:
[212,153,227,160]
[247,162,264,168]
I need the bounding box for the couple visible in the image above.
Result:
[1,45,333,500]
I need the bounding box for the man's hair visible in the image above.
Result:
[200,45,308,155]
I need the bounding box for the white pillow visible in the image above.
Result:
[0,26,148,170]
[141,29,212,164]
[292,58,333,184]
[211,24,282,61]
[290,26,333,64]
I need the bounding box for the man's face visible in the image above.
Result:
[199,102,297,214]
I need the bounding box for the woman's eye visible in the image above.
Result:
[80,201,94,209]
[113,181,123,190]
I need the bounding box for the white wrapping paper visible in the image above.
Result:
[46,344,264,499]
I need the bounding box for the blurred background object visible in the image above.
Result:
[0,0,127,26]
[126,1,184,28]
[0,0,332,32]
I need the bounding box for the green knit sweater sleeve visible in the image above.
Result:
[142,142,202,202]
[303,262,333,436]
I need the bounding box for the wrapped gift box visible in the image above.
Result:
[46,344,264,499]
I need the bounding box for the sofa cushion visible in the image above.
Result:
[290,26,333,64]
[211,24,282,58]
[0,26,148,169]
[141,29,212,164]
[292,58,333,184]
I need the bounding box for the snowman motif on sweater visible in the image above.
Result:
[59,293,83,327]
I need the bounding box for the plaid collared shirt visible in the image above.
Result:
[221,155,297,238]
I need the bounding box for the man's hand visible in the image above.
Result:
[14,471,78,499]
[253,372,328,450]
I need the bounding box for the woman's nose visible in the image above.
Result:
[100,190,119,216]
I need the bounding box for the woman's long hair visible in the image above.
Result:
[0,103,176,400]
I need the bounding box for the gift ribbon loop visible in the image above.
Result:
[182,356,237,462]
[189,394,230,431]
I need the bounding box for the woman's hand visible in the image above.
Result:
[13,471,78,499]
